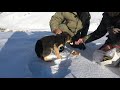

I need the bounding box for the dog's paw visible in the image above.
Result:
[57,55,62,59]
[71,50,80,56]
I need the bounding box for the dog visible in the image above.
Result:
[35,32,71,61]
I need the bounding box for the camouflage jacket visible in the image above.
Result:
[50,12,91,37]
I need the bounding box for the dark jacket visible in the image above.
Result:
[85,12,120,46]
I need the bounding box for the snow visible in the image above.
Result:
[0,12,120,78]
[0,31,71,78]
[0,12,55,32]
[0,12,103,32]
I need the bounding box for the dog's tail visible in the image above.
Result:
[35,39,43,58]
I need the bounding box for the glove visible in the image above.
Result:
[71,38,86,50]
[70,43,86,50]
[71,35,86,50]
[53,29,62,34]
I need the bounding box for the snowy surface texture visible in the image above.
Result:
[0,31,120,78]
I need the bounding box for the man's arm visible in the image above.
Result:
[80,18,90,38]
[49,12,64,33]
[85,14,108,43]
[75,13,109,45]
[79,12,91,37]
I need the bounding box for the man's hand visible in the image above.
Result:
[100,44,113,52]
[75,38,84,45]
[53,29,62,34]
[113,28,120,34]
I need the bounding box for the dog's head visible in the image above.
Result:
[60,32,72,43]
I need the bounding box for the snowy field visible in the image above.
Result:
[0,12,102,32]
[0,12,120,78]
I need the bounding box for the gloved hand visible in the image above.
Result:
[71,39,86,50]
[70,43,86,50]
[71,36,86,50]
[75,38,84,45]
[53,29,63,34]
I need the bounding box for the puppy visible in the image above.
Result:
[35,32,71,61]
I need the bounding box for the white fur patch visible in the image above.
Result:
[51,65,59,74]
[54,59,61,65]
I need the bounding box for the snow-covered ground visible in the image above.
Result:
[0,12,55,32]
[0,12,120,78]
[0,12,103,32]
